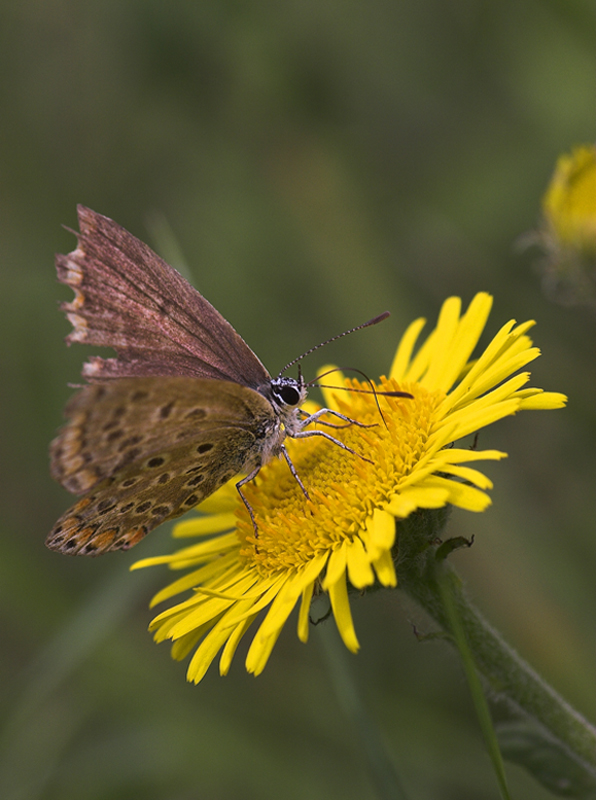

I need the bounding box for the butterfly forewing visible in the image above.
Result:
[48,377,277,556]
[58,206,271,387]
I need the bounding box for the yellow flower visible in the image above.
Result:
[542,144,596,254]
[132,293,566,684]
[529,144,596,307]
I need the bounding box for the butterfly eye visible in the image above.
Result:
[278,385,301,406]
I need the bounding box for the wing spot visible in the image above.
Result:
[119,502,135,513]
[157,472,171,484]
[131,390,149,402]
[102,419,120,432]
[147,456,165,468]
[159,401,175,419]
[119,435,144,451]
[186,474,204,486]
[106,429,124,442]
[135,501,152,513]
[196,443,214,454]
[97,499,117,514]
[186,408,207,419]
[184,494,199,506]
[121,478,138,488]
[151,504,171,516]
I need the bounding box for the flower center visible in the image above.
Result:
[237,378,441,574]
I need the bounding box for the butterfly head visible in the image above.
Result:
[269,375,308,415]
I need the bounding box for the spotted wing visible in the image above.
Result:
[47,377,275,556]
[56,206,271,388]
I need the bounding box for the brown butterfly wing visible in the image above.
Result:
[48,377,276,556]
[57,206,271,387]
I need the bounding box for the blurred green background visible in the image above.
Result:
[1,2,594,798]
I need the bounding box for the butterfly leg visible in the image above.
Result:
[280,444,311,501]
[298,407,376,429]
[291,428,374,464]
[236,467,261,535]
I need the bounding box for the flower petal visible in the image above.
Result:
[297,582,316,643]
[424,475,492,512]
[517,390,568,410]
[174,513,237,537]
[219,612,259,675]
[346,536,375,589]
[386,486,451,517]
[420,296,463,390]
[426,292,493,394]
[322,543,348,590]
[372,549,397,587]
[390,317,427,380]
[328,570,360,652]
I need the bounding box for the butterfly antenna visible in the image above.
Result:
[309,366,412,429]
[278,312,390,376]
[310,367,412,399]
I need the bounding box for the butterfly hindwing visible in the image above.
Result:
[47,426,257,556]
[50,376,273,493]
[48,377,277,555]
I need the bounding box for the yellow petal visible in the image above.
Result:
[186,618,235,683]
[386,486,451,517]
[246,625,284,676]
[297,582,316,643]
[518,390,568,410]
[328,571,360,652]
[322,543,348,590]
[436,464,494,490]
[420,297,462,390]
[346,536,375,588]
[148,553,239,607]
[369,508,396,553]
[372,549,397,587]
[220,613,258,675]
[424,475,492,512]
[174,513,237,537]
[390,316,427,380]
[427,293,493,394]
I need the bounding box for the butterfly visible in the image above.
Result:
[47,206,399,556]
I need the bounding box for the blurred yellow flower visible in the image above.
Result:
[528,144,596,307]
[132,293,567,684]
[542,144,596,253]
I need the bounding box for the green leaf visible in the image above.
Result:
[497,720,596,798]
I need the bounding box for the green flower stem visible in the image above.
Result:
[394,511,596,782]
